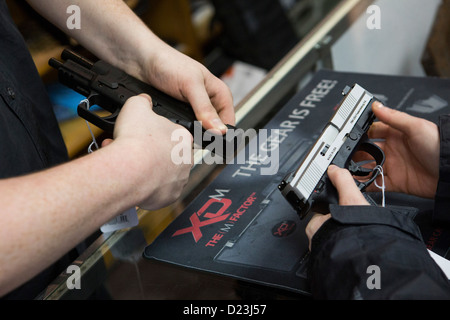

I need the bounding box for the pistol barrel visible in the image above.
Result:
[48,58,64,69]
[61,49,94,69]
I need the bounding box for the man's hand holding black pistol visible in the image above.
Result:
[0,0,235,296]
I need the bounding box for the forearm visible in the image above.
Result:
[0,141,148,296]
[26,0,163,80]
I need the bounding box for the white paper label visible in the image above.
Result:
[100,207,139,233]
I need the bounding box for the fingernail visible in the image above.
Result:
[212,118,227,133]
[138,93,153,104]
[373,101,384,109]
[328,164,338,173]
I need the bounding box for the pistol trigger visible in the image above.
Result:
[348,160,373,176]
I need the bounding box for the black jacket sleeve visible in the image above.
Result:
[308,205,450,299]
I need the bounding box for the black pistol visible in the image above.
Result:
[49,49,237,157]
[278,84,385,219]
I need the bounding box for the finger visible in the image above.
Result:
[372,102,419,135]
[122,94,154,113]
[368,121,390,139]
[101,138,114,148]
[306,213,331,251]
[327,165,369,206]
[208,79,235,126]
[184,80,230,135]
[137,93,153,106]
[114,93,156,138]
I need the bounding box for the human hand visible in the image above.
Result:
[141,44,235,135]
[305,165,369,250]
[34,0,235,134]
[105,94,193,210]
[367,102,440,198]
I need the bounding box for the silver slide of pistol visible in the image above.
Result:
[278,84,376,218]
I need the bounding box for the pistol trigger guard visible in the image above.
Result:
[353,140,386,190]
[77,94,116,133]
[359,139,385,167]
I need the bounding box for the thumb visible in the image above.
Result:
[114,93,155,138]
[327,165,369,206]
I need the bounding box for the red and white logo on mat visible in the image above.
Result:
[172,197,232,242]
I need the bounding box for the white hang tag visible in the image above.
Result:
[101,207,139,233]
[428,249,450,280]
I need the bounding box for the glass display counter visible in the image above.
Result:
[39,0,443,299]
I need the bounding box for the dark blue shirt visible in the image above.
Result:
[1,0,72,299]
[0,1,68,179]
